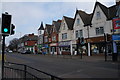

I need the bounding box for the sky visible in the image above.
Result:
[0,0,116,45]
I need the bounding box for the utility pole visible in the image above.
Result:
[104,33,107,61]
[1,35,6,79]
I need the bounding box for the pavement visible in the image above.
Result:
[3,53,120,79]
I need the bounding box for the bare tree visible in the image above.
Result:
[8,38,19,52]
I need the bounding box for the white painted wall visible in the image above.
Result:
[90,5,113,37]
[59,17,73,42]
[38,30,44,44]
[73,13,89,44]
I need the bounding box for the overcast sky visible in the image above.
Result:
[0,0,116,45]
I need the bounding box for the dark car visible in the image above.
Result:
[21,50,31,54]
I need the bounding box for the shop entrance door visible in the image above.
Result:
[52,47,55,55]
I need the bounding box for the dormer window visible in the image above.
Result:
[77,18,80,26]
[96,11,101,20]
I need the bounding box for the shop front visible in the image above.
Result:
[37,44,43,54]
[112,34,120,61]
[86,36,112,56]
[58,41,72,55]
[43,44,49,54]
[50,43,58,55]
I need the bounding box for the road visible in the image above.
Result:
[5,53,119,78]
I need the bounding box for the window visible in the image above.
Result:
[96,28,99,35]
[44,36,48,42]
[52,36,56,41]
[96,27,104,35]
[77,18,80,25]
[79,30,83,37]
[62,33,67,40]
[76,31,78,38]
[96,11,101,20]
[100,27,104,34]
[63,23,65,30]
[25,42,27,45]
[76,30,83,38]
[39,31,41,34]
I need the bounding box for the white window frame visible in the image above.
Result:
[96,11,101,20]
[76,30,83,38]
[96,27,104,35]
[77,18,80,26]
[62,33,67,40]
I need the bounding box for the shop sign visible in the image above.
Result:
[112,34,120,41]
[44,44,49,48]
[50,43,58,46]
[59,41,70,46]
[113,18,120,29]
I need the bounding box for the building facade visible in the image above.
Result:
[87,2,117,56]
[43,24,52,54]
[18,33,38,53]
[49,20,61,55]
[73,10,92,56]
[58,16,74,55]
[37,22,44,53]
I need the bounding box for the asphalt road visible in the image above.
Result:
[5,53,119,78]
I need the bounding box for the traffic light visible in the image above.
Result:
[106,34,111,41]
[1,13,12,34]
[80,37,84,44]
[10,24,15,35]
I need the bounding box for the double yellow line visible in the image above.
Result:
[0,54,6,62]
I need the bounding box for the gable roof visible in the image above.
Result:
[91,1,117,21]
[75,10,92,26]
[108,5,117,20]
[19,34,38,43]
[63,16,74,30]
[38,22,44,30]
[45,24,52,35]
[53,20,62,32]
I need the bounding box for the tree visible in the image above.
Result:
[8,38,19,52]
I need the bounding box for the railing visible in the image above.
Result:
[4,62,62,80]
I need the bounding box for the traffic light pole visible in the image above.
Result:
[104,33,107,61]
[2,35,6,79]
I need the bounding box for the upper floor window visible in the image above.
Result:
[44,36,48,42]
[77,18,80,26]
[25,42,27,45]
[76,30,83,38]
[96,27,104,35]
[76,31,78,38]
[63,23,65,30]
[39,30,42,34]
[62,33,67,40]
[52,36,56,41]
[96,11,101,20]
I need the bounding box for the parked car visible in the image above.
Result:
[8,50,13,53]
[21,50,31,54]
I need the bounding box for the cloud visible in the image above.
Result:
[1,1,115,45]
[1,0,116,2]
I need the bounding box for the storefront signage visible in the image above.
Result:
[112,34,120,41]
[44,44,49,48]
[113,18,120,29]
[50,43,58,46]
[59,41,70,47]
